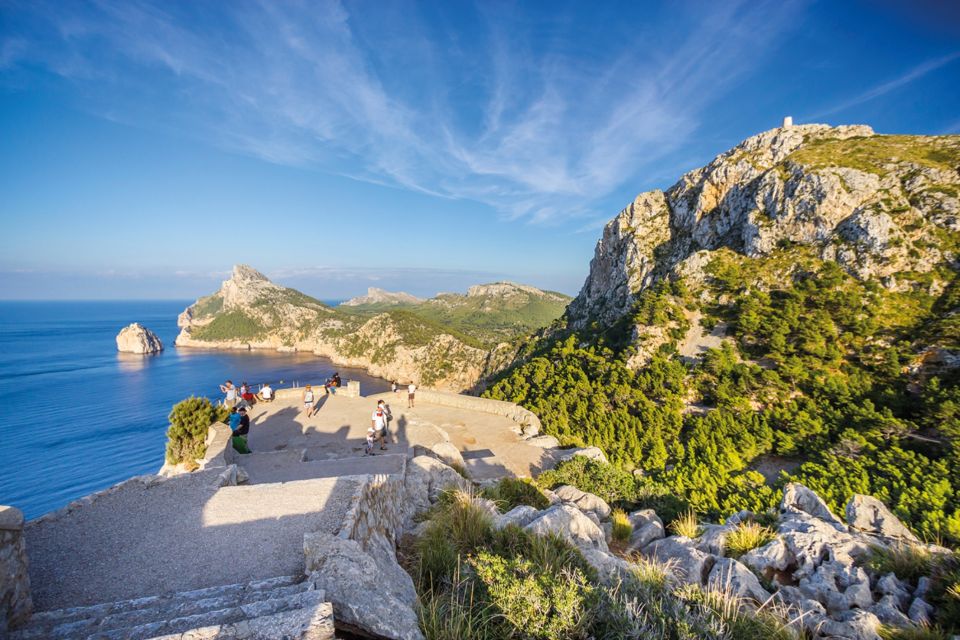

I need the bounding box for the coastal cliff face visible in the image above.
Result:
[175,266,565,390]
[568,124,960,329]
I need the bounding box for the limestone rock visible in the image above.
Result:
[696,523,736,556]
[524,435,560,449]
[845,495,919,542]
[554,446,608,464]
[341,287,424,306]
[778,511,871,578]
[553,485,612,520]
[871,594,911,626]
[495,505,540,530]
[706,557,771,603]
[817,609,882,640]
[580,547,631,584]
[642,536,715,586]
[626,510,665,553]
[304,532,423,640]
[403,456,471,527]
[741,538,794,576]
[429,441,465,469]
[524,504,608,552]
[876,572,912,609]
[115,322,163,354]
[908,597,934,625]
[780,483,846,530]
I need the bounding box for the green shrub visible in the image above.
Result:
[418,566,504,639]
[469,551,593,639]
[724,521,776,558]
[537,457,637,506]
[611,509,633,543]
[879,626,950,640]
[482,477,550,511]
[670,510,703,539]
[164,396,229,464]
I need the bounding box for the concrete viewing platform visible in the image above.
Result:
[15,385,556,624]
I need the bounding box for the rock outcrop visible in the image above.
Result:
[341,288,424,307]
[567,124,960,337]
[115,322,163,354]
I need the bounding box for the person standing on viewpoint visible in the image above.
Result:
[302,384,315,415]
[220,380,237,408]
[407,382,416,408]
[371,403,389,450]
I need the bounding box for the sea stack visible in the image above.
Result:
[116,323,164,354]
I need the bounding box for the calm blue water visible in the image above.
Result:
[0,301,390,520]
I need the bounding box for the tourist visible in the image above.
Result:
[391,380,398,394]
[377,399,392,445]
[256,383,274,403]
[220,380,237,408]
[332,372,341,387]
[408,382,417,408]
[228,406,241,431]
[324,377,337,396]
[302,384,315,414]
[240,381,255,404]
[364,426,376,456]
[235,407,251,436]
[371,402,388,450]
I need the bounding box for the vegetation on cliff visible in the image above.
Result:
[488,251,960,544]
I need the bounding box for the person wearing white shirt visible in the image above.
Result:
[256,383,274,403]
[371,404,389,451]
[407,383,416,408]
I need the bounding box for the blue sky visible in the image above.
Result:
[1,0,958,300]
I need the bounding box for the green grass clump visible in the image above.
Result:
[880,626,950,640]
[481,477,550,512]
[862,543,934,583]
[611,509,633,543]
[670,510,703,539]
[724,521,776,558]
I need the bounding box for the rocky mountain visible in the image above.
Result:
[175,266,567,390]
[569,124,960,331]
[115,322,163,354]
[486,123,960,553]
[340,287,424,307]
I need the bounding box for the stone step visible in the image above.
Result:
[240,452,406,484]
[10,575,312,640]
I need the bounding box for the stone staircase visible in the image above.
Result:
[10,574,335,640]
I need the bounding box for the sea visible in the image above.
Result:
[0,300,391,520]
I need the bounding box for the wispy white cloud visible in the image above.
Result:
[2,0,806,222]
[806,51,960,120]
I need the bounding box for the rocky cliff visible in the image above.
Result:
[341,287,424,307]
[568,124,960,330]
[115,322,163,354]
[176,266,566,390]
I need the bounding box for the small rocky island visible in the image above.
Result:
[115,322,164,354]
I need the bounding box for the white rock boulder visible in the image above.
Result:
[845,495,919,542]
[524,504,608,552]
[115,322,163,354]
[706,557,771,603]
[780,482,846,530]
[553,485,611,520]
[642,536,715,586]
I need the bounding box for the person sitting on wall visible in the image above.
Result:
[240,381,255,405]
[332,372,341,387]
[256,382,274,403]
[231,407,251,454]
[325,377,337,396]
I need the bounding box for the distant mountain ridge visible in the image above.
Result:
[175,266,569,390]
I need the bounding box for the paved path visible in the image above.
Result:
[246,392,552,479]
[239,450,406,484]
[26,469,359,610]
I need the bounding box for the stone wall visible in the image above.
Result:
[201,421,236,468]
[337,468,406,550]
[414,389,541,436]
[273,381,361,401]
[0,506,32,631]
